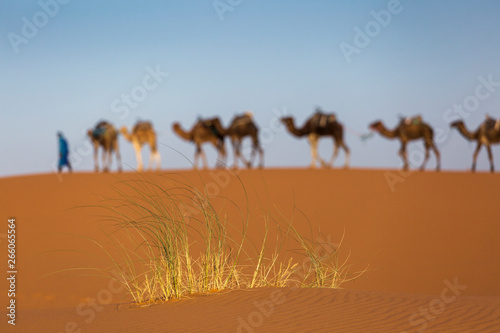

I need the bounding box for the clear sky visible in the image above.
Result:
[2,0,500,177]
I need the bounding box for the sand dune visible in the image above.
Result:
[9,288,500,332]
[1,169,499,332]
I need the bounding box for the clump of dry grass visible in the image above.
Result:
[96,174,363,304]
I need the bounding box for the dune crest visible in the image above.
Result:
[1,169,499,332]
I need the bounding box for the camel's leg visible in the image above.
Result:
[312,138,320,168]
[153,150,161,170]
[239,145,252,169]
[232,138,241,169]
[107,150,113,172]
[246,135,261,169]
[419,145,430,171]
[194,144,201,169]
[93,145,99,172]
[234,138,251,169]
[237,147,251,169]
[115,143,122,172]
[133,141,143,172]
[102,149,109,172]
[248,147,256,169]
[213,140,220,168]
[231,138,237,168]
[342,143,350,168]
[246,139,256,168]
[472,142,482,172]
[148,149,154,171]
[108,150,114,172]
[213,139,225,169]
[309,134,318,168]
[257,146,264,169]
[108,150,113,172]
[194,154,199,169]
[309,136,315,168]
[316,145,328,168]
[399,141,408,170]
[431,141,440,171]
[327,141,339,168]
[194,143,208,169]
[200,150,208,169]
[107,149,115,172]
[317,152,328,167]
[486,144,495,173]
[150,139,160,170]
[219,141,227,168]
[244,153,252,169]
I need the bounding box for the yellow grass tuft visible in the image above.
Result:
[95,173,363,304]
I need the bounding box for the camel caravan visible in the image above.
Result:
[173,112,264,170]
[82,110,500,173]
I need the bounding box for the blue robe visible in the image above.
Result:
[59,137,69,167]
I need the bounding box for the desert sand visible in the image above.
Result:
[1,168,499,332]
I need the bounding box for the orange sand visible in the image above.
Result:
[1,169,499,332]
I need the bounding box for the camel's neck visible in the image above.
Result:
[453,122,477,141]
[121,130,133,142]
[285,119,308,137]
[211,119,227,136]
[173,125,192,141]
[376,124,399,139]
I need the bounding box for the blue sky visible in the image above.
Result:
[2,0,500,177]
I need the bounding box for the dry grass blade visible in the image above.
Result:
[91,173,362,304]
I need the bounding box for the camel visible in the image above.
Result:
[369,116,440,171]
[120,121,161,172]
[281,110,350,168]
[172,118,227,169]
[87,121,122,172]
[217,112,264,169]
[450,115,500,172]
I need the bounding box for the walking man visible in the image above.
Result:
[57,132,72,173]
